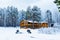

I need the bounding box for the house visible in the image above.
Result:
[20,20,48,29]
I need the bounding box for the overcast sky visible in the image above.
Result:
[0,0,55,11]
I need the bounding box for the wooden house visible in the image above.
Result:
[20,20,48,29]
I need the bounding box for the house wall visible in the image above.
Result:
[20,20,48,29]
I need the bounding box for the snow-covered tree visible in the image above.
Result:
[26,6,32,20]
[46,10,53,27]
[0,9,4,26]
[3,8,7,27]
[21,10,26,20]
[31,6,41,28]
[6,6,18,27]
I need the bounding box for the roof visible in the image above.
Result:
[26,20,47,23]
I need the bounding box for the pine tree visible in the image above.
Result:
[46,10,52,27]
[0,9,4,26]
[31,6,41,28]
[6,6,18,27]
[26,6,31,20]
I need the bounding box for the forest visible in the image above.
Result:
[0,6,59,27]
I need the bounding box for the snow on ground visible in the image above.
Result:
[0,27,60,40]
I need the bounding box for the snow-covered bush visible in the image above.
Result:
[38,27,60,34]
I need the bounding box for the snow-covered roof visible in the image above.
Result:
[41,21,48,23]
[27,20,38,23]
[27,20,47,23]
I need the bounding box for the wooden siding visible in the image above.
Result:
[20,20,48,29]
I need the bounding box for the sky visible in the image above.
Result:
[0,0,59,22]
[0,0,55,11]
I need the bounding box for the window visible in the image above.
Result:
[28,22,30,24]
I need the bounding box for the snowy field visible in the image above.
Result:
[0,27,60,40]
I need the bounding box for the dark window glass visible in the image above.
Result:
[28,22,30,24]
